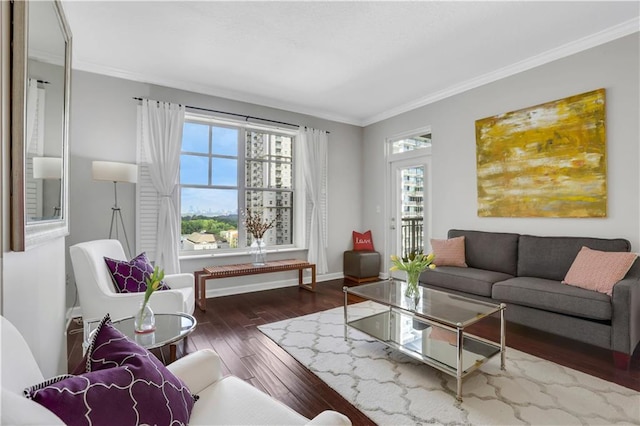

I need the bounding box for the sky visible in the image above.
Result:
[180,122,239,215]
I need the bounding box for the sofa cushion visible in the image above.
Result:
[420,266,513,297]
[448,229,519,275]
[517,234,631,281]
[562,247,638,296]
[492,277,612,321]
[431,236,467,267]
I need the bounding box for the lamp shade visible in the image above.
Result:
[92,161,138,183]
[33,157,62,179]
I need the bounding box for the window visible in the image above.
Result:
[391,133,431,154]
[179,118,295,254]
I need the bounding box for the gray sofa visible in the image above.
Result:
[419,229,640,369]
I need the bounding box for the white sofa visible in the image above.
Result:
[1,316,351,425]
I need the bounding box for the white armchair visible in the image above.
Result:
[69,239,195,326]
[168,349,351,425]
[1,316,352,425]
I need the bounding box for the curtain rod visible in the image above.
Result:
[132,97,329,133]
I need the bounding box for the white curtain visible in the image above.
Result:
[299,127,329,274]
[140,99,185,274]
[25,79,39,153]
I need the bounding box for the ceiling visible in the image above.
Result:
[61,1,639,126]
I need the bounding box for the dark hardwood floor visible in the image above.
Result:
[67,279,640,424]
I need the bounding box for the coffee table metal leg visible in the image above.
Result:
[456,325,463,401]
[343,286,348,341]
[500,303,506,370]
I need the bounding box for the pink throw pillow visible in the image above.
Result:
[563,246,637,296]
[430,236,467,267]
[353,230,375,251]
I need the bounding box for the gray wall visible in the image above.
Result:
[363,34,640,274]
[67,70,363,308]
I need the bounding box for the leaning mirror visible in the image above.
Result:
[12,0,71,250]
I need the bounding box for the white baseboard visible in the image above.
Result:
[206,272,344,298]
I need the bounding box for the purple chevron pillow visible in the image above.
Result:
[104,252,170,293]
[26,315,196,426]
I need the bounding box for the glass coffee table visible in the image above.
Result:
[344,279,505,401]
[84,313,197,362]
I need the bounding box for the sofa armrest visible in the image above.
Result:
[305,410,352,426]
[166,349,224,394]
[611,277,640,355]
[164,273,195,290]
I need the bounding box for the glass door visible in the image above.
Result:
[390,159,427,260]
[386,130,431,279]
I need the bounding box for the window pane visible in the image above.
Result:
[271,162,292,189]
[180,155,209,185]
[212,127,238,156]
[180,188,238,251]
[181,187,237,216]
[183,122,209,153]
[212,157,237,186]
[246,131,268,159]
[246,160,266,187]
[270,135,292,162]
[392,134,432,154]
[245,191,292,245]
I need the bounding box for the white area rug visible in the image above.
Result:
[258,301,640,425]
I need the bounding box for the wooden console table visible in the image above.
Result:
[194,259,316,311]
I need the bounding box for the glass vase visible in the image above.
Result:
[251,238,267,266]
[134,301,156,334]
[405,269,421,300]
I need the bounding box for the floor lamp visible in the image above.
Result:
[92,161,138,258]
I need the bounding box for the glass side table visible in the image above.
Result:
[83,313,197,362]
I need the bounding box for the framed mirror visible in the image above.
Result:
[11,0,71,250]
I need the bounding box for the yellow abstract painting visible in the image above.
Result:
[475,89,606,218]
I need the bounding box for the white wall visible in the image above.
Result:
[2,239,67,377]
[67,71,363,308]
[363,34,640,269]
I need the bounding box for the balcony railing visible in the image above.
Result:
[401,216,423,257]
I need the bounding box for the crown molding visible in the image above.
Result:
[362,17,640,126]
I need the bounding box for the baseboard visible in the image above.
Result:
[205,271,344,298]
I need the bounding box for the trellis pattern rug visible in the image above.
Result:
[258,302,640,425]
